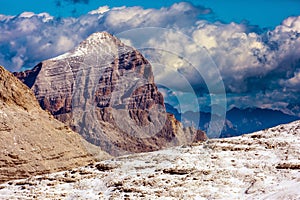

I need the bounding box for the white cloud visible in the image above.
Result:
[11,56,24,70]
[282,70,300,90]
[56,35,76,52]
[278,16,300,33]
[88,6,110,15]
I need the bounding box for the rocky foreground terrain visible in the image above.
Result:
[0,66,109,183]
[0,120,299,199]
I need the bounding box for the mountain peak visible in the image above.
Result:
[15,32,206,156]
[51,31,123,61]
[85,31,115,41]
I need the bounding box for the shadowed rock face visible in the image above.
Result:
[0,66,110,183]
[14,32,206,156]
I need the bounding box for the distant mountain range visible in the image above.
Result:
[165,103,300,137]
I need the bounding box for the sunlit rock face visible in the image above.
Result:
[14,32,206,156]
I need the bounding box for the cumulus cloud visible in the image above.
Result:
[192,21,281,91]
[0,3,300,116]
[88,6,110,15]
[0,13,101,70]
[102,2,210,32]
[0,2,208,71]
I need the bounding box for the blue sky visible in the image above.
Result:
[1,0,300,28]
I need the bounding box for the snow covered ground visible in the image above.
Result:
[0,120,299,199]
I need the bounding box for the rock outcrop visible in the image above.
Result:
[0,66,110,183]
[14,32,206,156]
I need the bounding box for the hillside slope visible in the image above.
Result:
[0,66,110,183]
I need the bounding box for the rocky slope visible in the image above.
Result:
[0,120,299,199]
[14,32,206,156]
[0,66,110,183]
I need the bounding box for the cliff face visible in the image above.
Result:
[14,32,206,156]
[0,66,109,183]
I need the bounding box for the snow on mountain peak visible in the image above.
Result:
[83,31,118,44]
[50,31,121,61]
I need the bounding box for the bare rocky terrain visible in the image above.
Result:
[0,120,299,199]
[0,66,110,183]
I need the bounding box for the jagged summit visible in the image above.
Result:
[83,31,118,43]
[14,32,206,156]
[51,32,121,61]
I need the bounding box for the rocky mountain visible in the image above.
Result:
[1,120,299,199]
[14,32,206,156]
[0,66,110,183]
